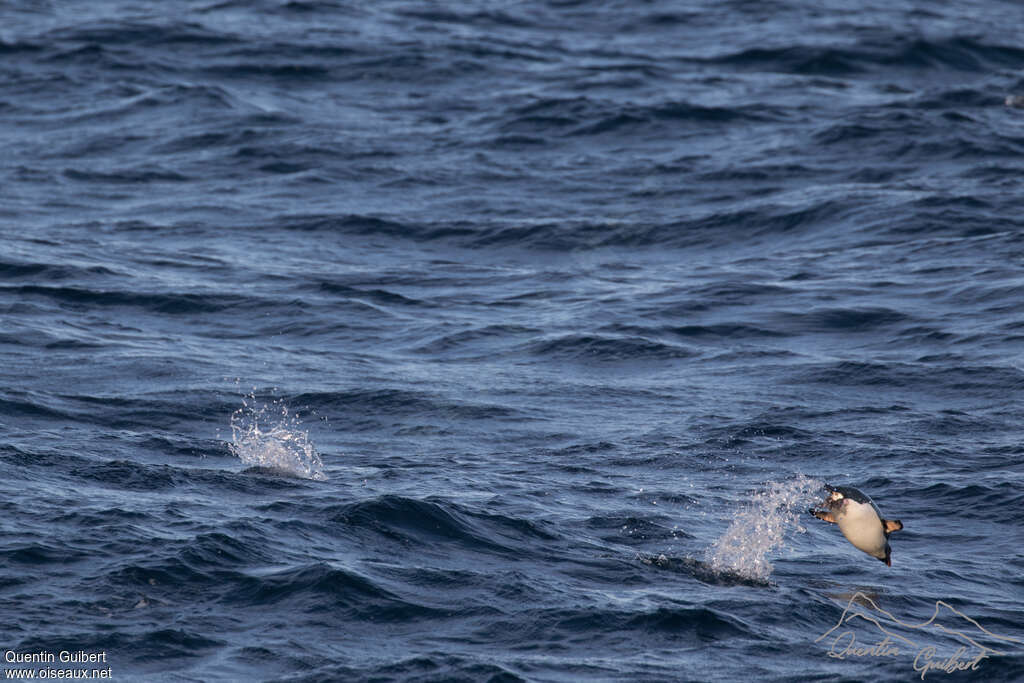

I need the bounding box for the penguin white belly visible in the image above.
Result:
[836,501,886,559]
[810,484,902,566]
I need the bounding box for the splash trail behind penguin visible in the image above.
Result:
[228,394,328,481]
[704,475,823,581]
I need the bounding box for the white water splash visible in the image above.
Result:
[705,475,823,581]
[228,395,327,481]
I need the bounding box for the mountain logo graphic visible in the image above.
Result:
[816,591,1021,678]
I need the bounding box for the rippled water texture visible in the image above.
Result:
[1,0,1024,680]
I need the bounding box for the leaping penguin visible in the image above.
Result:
[810,484,903,566]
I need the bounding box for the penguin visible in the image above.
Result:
[809,484,903,566]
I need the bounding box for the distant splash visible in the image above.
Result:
[704,475,823,581]
[228,394,327,481]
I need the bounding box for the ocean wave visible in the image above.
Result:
[290,389,521,422]
[328,495,558,556]
[526,334,697,362]
[44,20,242,49]
[3,284,258,314]
[251,192,1009,250]
[0,391,239,437]
[13,628,225,671]
[497,96,776,139]
[63,167,190,183]
[395,7,540,30]
[0,394,70,421]
[0,258,117,280]
[795,361,1024,395]
[347,655,522,683]
[315,280,433,308]
[72,460,180,492]
[773,306,911,333]
[412,324,540,355]
[477,603,761,647]
[2,542,90,566]
[916,482,1024,519]
[667,323,787,340]
[264,201,858,250]
[223,562,453,618]
[587,515,689,546]
[706,36,1024,75]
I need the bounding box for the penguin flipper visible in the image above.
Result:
[883,519,903,533]
[809,508,836,524]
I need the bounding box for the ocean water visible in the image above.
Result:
[2,0,1024,680]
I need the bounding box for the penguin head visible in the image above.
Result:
[824,487,850,512]
[825,484,872,504]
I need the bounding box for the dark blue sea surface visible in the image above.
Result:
[2,0,1024,680]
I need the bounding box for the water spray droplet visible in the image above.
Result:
[704,475,822,581]
[228,394,327,481]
